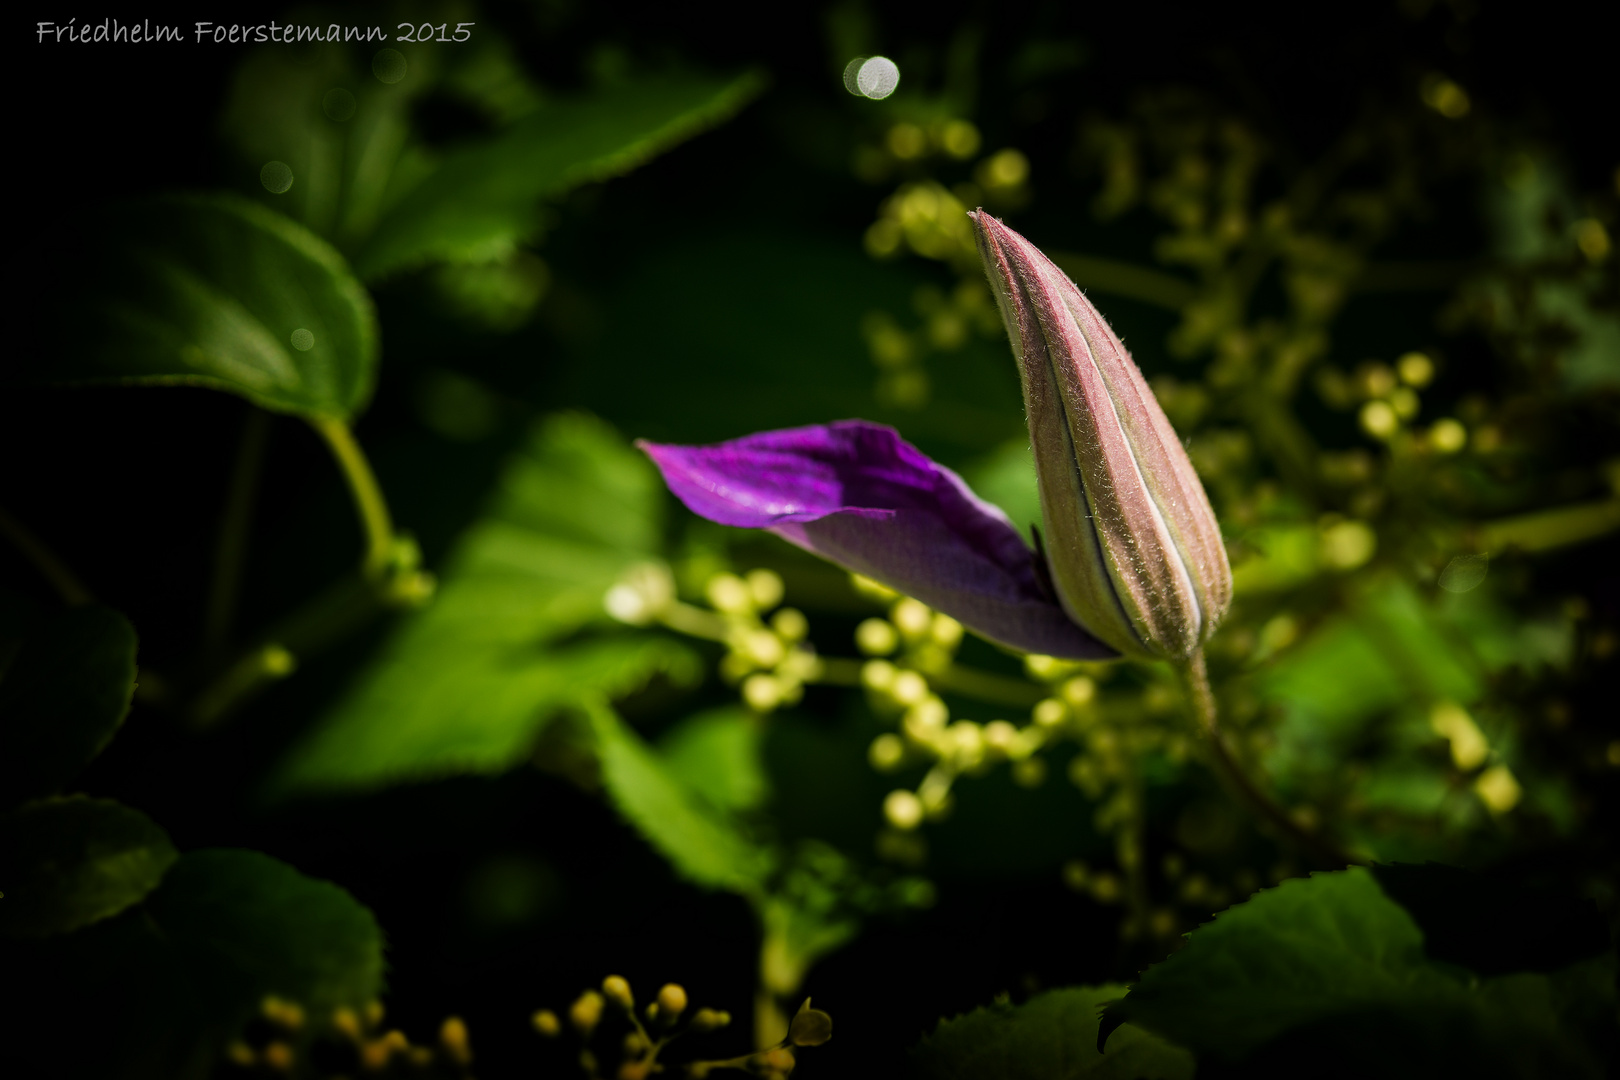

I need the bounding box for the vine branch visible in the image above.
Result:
[1176,649,1359,869]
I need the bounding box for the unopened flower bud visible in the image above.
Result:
[689,1008,731,1033]
[656,983,688,1021]
[788,999,833,1047]
[602,975,634,1010]
[972,212,1232,659]
[570,990,605,1035]
[532,1009,562,1037]
[439,1016,471,1066]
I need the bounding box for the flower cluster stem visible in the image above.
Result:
[0,503,93,606]
[310,415,395,580]
[1176,649,1358,869]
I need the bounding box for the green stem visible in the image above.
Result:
[0,504,92,606]
[206,407,272,652]
[1176,649,1358,869]
[928,663,1047,708]
[309,416,394,580]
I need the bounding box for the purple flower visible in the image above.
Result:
[638,421,1112,659]
[637,216,1230,663]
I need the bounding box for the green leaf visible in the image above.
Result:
[586,700,773,894]
[911,986,1194,1080]
[353,72,765,279]
[269,413,688,795]
[50,194,378,420]
[659,706,770,813]
[275,634,698,793]
[0,796,177,937]
[0,606,137,806]
[145,849,385,1017]
[3,847,383,1079]
[1102,868,1608,1076]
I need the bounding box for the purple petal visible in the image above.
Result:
[638,421,1114,659]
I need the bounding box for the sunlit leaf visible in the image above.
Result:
[274,634,698,794]
[48,194,378,419]
[1101,868,1607,1076]
[912,985,1193,1080]
[0,606,137,806]
[269,413,691,795]
[0,796,177,938]
[354,72,766,279]
[586,700,773,894]
[659,706,769,813]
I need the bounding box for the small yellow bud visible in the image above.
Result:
[771,608,809,641]
[1475,764,1521,813]
[929,614,964,648]
[890,670,929,706]
[705,573,752,614]
[788,998,833,1047]
[890,597,933,639]
[745,568,785,609]
[570,990,605,1034]
[982,720,1017,755]
[439,1017,472,1065]
[744,630,786,667]
[364,1001,385,1029]
[656,983,688,1020]
[330,1007,362,1041]
[1360,399,1399,439]
[742,674,784,712]
[860,659,897,691]
[1396,351,1434,387]
[1032,698,1067,728]
[226,1041,256,1067]
[855,618,900,655]
[1428,418,1467,454]
[869,733,906,771]
[360,1038,392,1070]
[1060,676,1096,708]
[902,696,948,739]
[884,789,925,831]
[602,975,634,1010]
[262,1040,294,1071]
[689,1008,731,1033]
[532,1009,562,1037]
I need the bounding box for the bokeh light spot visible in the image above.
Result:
[290,328,315,352]
[372,48,407,84]
[259,161,293,194]
[845,56,901,100]
[322,88,357,122]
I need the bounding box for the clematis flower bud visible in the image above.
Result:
[971,212,1231,659]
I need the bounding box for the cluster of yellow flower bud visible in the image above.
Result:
[605,563,822,716]
[219,995,474,1078]
[534,975,826,1080]
[707,570,821,713]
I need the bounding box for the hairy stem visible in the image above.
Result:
[0,504,93,606]
[1176,649,1358,869]
[309,416,395,580]
[206,407,272,652]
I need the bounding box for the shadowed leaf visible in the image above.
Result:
[0,796,177,937]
